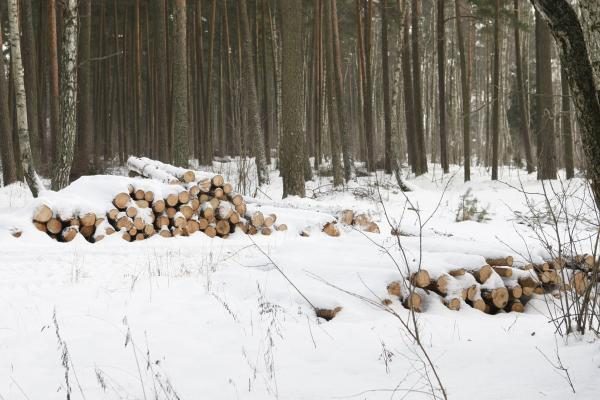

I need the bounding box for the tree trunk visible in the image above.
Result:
[240,0,269,185]
[0,14,17,185]
[561,67,574,179]
[52,0,79,191]
[20,0,42,169]
[332,0,354,181]
[153,0,169,162]
[7,0,42,196]
[48,0,60,168]
[412,0,428,175]
[72,0,94,179]
[438,0,449,173]
[514,0,535,173]
[382,0,393,175]
[324,0,343,187]
[280,0,306,197]
[491,0,500,180]
[535,10,557,180]
[363,0,376,172]
[455,0,471,181]
[402,9,418,173]
[173,0,189,167]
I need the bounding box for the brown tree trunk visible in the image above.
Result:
[491,0,500,180]
[173,0,189,167]
[332,0,354,181]
[561,67,575,179]
[402,9,418,173]
[438,0,449,174]
[20,0,42,169]
[362,0,376,172]
[153,0,169,162]
[514,0,535,173]
[455,0,471,181]
[48,0,60,168]
[412,0,428,175]
[240,0,269,185]
[325,0,343,187]
[535,10,557,180]
[72,0,94,179]
[0,13,17,185]
[280,0,306,197]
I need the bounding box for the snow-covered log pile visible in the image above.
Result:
[385,254,597,314]
[30,158,286,243]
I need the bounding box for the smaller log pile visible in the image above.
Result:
[338,209,380,233]
[385,254,598,315]
[31,158,287,243]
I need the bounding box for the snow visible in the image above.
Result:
[0,163,599,399]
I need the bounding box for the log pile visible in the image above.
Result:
[339,209,380,233]
[32,159,286,243]
[385,253,598,315]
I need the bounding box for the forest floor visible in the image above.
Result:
[0,162,599,399]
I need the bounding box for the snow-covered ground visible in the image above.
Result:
[1,163,599,399]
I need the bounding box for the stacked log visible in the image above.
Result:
[339,209,380,233]
[384,253,598,315]
[32,161,284,243]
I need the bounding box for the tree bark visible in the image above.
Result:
[535,10,557,180]
[325,0,343,187]
[437,0,449,174]
[491,0,500,181]
[240,0,269,185]
[332,0,354,181]
[280,0,306,197]
[411,0,427,175]
[173,0,189,167]
[363,0,376,171]
[7,0,42,196]
[153,0,169,162]
[402,9,418,173]
[72,0,94,179]
[561,67,574,179]
[455,0,471,181]
[48,0,60,168]
[20,0,42,169]
[514,0,535,173]
[0,14,17,185]
[52,0,79,191]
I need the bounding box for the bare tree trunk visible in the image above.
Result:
[332,0,354,181]
[240,0,269,185]
[535,10,557,180]
[363,0,376,172]
[7,0,42,196]
[153,0,169,162]
[48,0,60,168]
[173,0,189,167]
[412,0,428,175]
[20,0,42,169]
[325,0,343,187]
[280,0,306,197]
[561,67,575,179]
[52,0,79,190]
[402,9,418,173]
[514,0,535,173]
[491,0,500,180]
[0,14,17,185]
[72,0,94,179]
[438,0,449,173]
[455,0,471,181]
